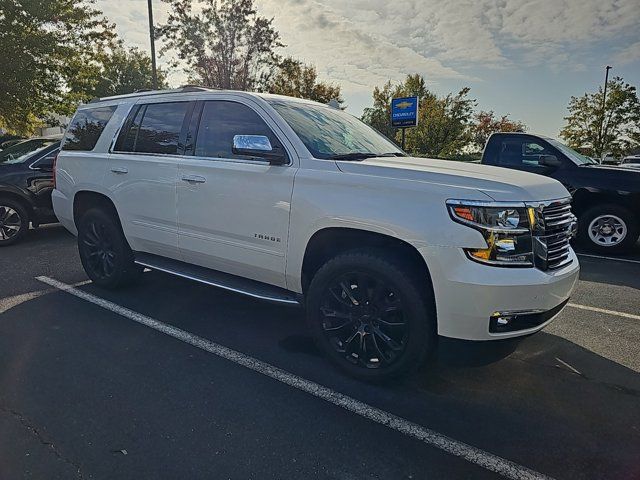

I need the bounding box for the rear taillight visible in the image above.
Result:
[52,152,59,188]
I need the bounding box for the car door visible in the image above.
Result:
[176,99,297,288]
[107,100,193,260]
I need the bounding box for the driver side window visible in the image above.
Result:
[497,138,554,168]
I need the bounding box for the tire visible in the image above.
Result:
[77,208,142,289]
[306,249,436,381]
[577,204,639,254]
[0,198,29,247]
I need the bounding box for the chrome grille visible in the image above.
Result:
[532,198,576,271]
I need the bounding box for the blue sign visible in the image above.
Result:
[391,96,418,128]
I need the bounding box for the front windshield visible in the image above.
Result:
[547,138,597,165]
[0,139,57,165]
[269,100,404,160]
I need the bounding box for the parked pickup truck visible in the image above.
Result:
[482,132,640,253]
[53,88,579,380]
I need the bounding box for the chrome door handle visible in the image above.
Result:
[110,167,128,174]
[181,175,206,184]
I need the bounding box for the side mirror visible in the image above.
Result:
[539,155,561,168]
[232,135,287,165]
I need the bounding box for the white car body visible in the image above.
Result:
[53,89,579,342]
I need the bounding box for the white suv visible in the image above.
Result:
[53,87,579,380]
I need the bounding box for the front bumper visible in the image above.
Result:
[419,245,579,341]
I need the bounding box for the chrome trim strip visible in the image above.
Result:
[134,260,300,305]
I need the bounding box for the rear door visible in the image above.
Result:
[107,100,194,259]
[176,98,297,288]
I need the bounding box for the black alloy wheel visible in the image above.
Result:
[319,271,409,369]
[78,208,141,288]
[80,219,117,281]
[307,250,435,381]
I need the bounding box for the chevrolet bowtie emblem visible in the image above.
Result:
[396,101,413,109]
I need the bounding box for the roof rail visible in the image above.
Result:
[87,85,217,104]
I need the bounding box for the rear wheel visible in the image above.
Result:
[306,250,435,381]
[0,199,29,247]
[577,204,639,254]
[77,208,142,288]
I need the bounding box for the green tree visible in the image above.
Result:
[362,74,475,157]
[471,110,527,152]
[266,57,343,105]
[157,0,283,91]
[560,77,640,158]
[0,0,116,134]
[91,46,168,99]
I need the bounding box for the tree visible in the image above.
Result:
[362,74,476,157]
[560,77,640,158]
[266,57,343,105]
[91,46,168,99]
[471,111,527,152]
[0,0,116,134]
[157,0,283,91]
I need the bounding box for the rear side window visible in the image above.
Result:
[63,106,117,151]
[194,101,284,160]
[115,102,190,155]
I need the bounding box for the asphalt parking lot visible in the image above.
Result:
[1,226,639,480]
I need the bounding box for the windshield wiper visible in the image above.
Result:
[377,152,407,157]
[328,152,380,161]
[329,152,406,161]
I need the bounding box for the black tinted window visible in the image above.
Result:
[116,102,190,155]
[136,102,189,154]
[194,101,283,160]
[497,138,552,167]
[63,106,116,151]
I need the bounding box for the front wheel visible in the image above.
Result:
[77,208,142,289]
[306,250,435,381]
[577,204,639,254]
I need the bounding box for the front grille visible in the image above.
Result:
[533,198,575,271]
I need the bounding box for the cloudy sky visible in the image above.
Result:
[97,0,640,138]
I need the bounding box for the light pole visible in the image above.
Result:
[599,65,612,160]
[147,0,158,89]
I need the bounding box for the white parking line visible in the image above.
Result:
[577,253,640,265]
[567,303,640,321]
[36,275,551,480]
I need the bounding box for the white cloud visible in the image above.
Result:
[613,41,640,66]
[94,0,639,116]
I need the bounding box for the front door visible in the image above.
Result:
[177,99,296,288]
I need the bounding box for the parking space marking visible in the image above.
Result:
[567,303,640,321]
[577,253,640,264]
[36,275,551,480]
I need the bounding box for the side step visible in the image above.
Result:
[134,252,301,306]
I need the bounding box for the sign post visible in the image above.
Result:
[391,96,418,151]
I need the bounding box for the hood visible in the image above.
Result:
[336,156,570,202]
[579,163,640,173]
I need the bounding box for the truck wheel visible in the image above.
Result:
[0,199,29,247]
[577,204,639,254]
[306,249,435,381]
[77,208,142,289]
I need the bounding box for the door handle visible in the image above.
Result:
[110,167,128,174]
[181,175,206,184]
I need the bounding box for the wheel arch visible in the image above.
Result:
[0,188,34,218]
[572,188,640,221]
[300,227,435,300]
[73,190,123,230]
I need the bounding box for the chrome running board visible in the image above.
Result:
[134,252,301,306]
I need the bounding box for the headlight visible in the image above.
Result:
[447,200,534,266]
